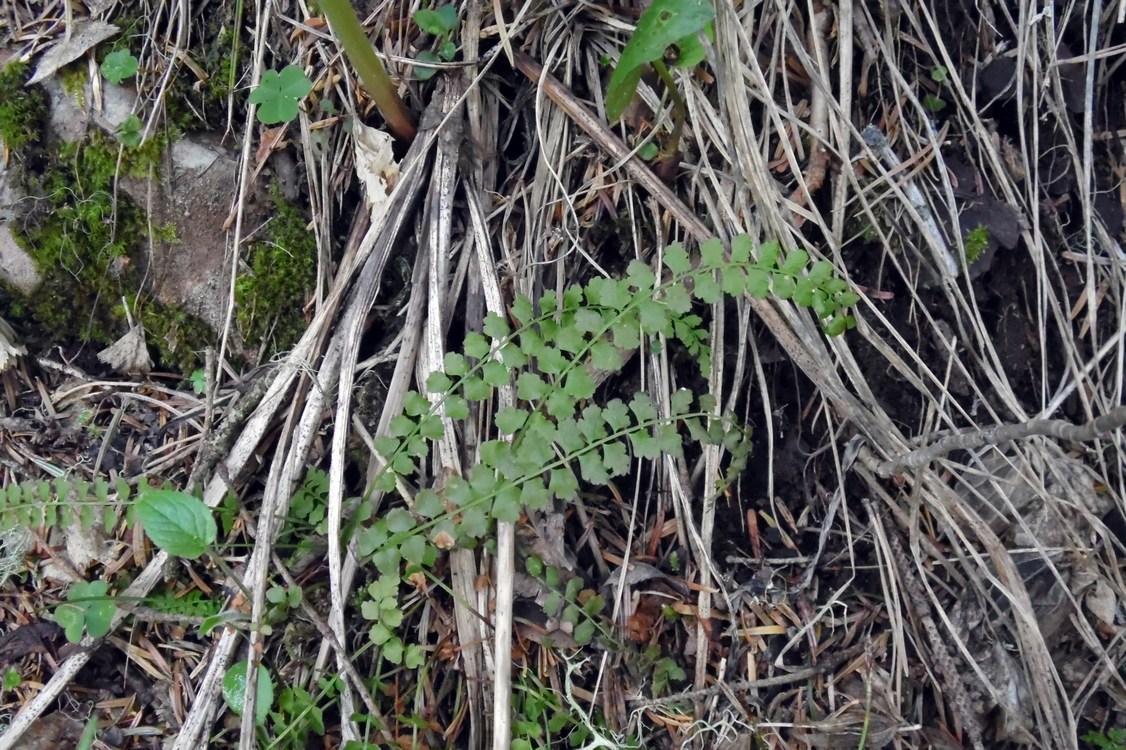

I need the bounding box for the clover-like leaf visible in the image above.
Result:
[101,49,138,84]
[605,0,715,121]
[136,489,216,559]
[249,65,313,124]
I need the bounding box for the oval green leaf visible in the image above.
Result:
[222,660,274,726]
[605,0,715,121]
[136,490,217,559]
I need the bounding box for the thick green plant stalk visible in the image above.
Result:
[319,0,416,141]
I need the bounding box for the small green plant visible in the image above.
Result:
[270,683,328,748]
[923,65,948,112]
[2,667,20,691]
[249,65,314,125]
[100,49,139,85]
[116,114,143,147]
[605,0,714,141]
[355,235,856,664]
[223,659,275,726]
[54,580,116,643]
[413,4,459,81]
[189,368,207,395]
[963,224,990,264]
[650,652,686,696]
[1084,729,1126,750]
[534,562,605,646]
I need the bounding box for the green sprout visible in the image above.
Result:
[413,4,459,81]
[116,114,143,148]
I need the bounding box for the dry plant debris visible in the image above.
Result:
[0,0,1124,749]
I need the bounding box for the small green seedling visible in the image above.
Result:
[100,49,138,85]
[188,368,206,395]
[413,4,459,81]
[1084,729,1126,750]
[116,114,143,148]
[223,659,275,726]
[924,65,949,112]
[54,580,116,643]
[605,0,714,122]
[249,65,314,125]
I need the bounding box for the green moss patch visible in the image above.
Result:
[0,62,47,153]
[235,193,317,357]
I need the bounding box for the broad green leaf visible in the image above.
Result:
[443,352,469,376]
[663,244,692,274]
[781,250,810,275]
[400,535,428,565]
[605,0,715,121]
[637,299,670,335]
[516,372,549,401]
[549,466,579,499]
[389,414,415,437]
[492,483,522,522]
[426,371,452,393]
[590,340,623,371]
[415,489,444,518]
[693,272,722,304]
[573,308,603,333]
[483,312,510,339]
[445,394,469,420]
[602,399,631,431]
[403,391,431,417]
[482,360,509,387]
[758,241,782,269]
[730,234,753,264]
[663,282,693,314]
[555,324,586,354]
[578,451,609,484]
[746,268,771,298]
[464,332,491,358]
[563,369,596,400]
[603,441,633,476]
[136,490,216,559]
[629,393,657,423]
[721,266,748,296]
[699,237,725,268]
[511,296,535,325]
[536,346,567,375]
[463,375,491,401]
[418,415,445,440]
[385,508,415,533]
[496,407,528,435]
[223,661,274,726]
[626,260,656,291]
[459,507,488,540]
[670,388,693,414]
[520,479,549,510]
[414,5,458,36]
